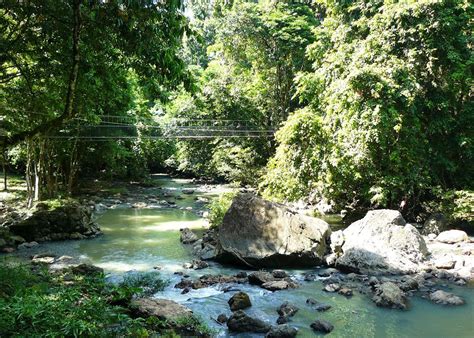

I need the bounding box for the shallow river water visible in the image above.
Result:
[16,175,474,337]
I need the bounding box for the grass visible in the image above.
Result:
[120,271,168,296]
[0,259,167,337]
[0,259,212,337]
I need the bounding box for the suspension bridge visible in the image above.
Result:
[45,114,276,141]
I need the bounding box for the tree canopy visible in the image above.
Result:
[1,0,472,221]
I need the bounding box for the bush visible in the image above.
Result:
[423,188,474,227]
[208,191,238,228]
[120,271,168,296]
[0,260,150,337]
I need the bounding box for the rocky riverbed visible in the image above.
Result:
[1,175,473,337]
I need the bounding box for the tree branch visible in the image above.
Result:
[2,0,82,148]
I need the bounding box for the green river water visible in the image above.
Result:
[14,175,474,337]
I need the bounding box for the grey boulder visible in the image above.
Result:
[216,193,331,267]
[334,210,428,274]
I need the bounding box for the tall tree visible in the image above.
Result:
[262,0,473,213]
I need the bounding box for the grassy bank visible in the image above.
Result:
[0,259,211,337]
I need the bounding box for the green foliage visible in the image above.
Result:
[208,190,238,228]
[1,0,191,197]
[424,188,474,226]
[263,0,473,213]
[120,271,168,296]
[165,0,318,184]
[0,260,149,337]
[174,315,215,336]
[261,108,327,201]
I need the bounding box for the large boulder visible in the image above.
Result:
[334,210,428,274]
[216,193,331,267]
[8,200,101,242]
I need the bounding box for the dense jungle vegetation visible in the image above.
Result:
[1,0,473,222]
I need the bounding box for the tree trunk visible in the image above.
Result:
[26,141,34,208]
[2,150,7,191]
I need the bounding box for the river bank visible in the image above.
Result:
[1,175,473,337]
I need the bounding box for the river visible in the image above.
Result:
[16,175,474,337]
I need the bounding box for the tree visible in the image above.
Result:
[164,0,319,183]
[262,0,473,214]
[0,0,190,202]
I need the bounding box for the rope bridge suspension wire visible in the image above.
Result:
[47,117,277,141]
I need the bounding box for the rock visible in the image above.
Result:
[430,290,465,306]
[217,313,228,324]
[265,324,298,338]
[180,228,198,244]
[183,259,209,270]
[338,287,353,297]
[318,268,338,277]
[18,241,39,250]
[422,213,448,235]
[175,274,247,290]
[323,283,340,292]
[182,188,195,194]
[1,247,15,253]
[262,280,291,291]
[368,276,379,287]
[9,200,101,242]
[249,271,275,285]
[277,302,299,318]
[277,316,289,324]
[272,269,288,278]
[131,298,194,323]
[192,259,209,270]
[335,210,428,274]
[70,264,104,276]
[31,255,55,264]
[216,193,331,267]
[325,253,338,266]
[399,276,419,291]
[235,271,248,278]
[310,319,334,334]
[314,303,332,312]
[228,291,252,311]
[10,235,25,244]
[194,243,218,260]
[306,298,331,312]
[69,232,84,240]
[330,230,345,254]
[227,310,271,333]
[436,230,469,244]
[304,273,316,281]
[372,282,407,310]
[434,256,456,269]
